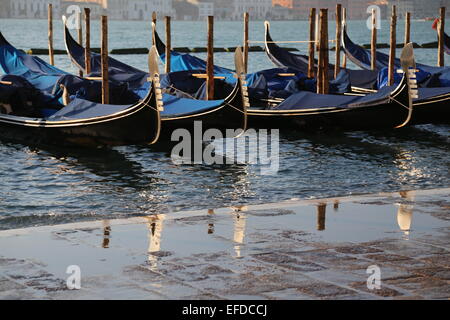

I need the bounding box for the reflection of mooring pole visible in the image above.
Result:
[231,206,247,257]
[333,201,339,211]
[317,203,326,231]
[102,220,111,248]
[146,215,165,270]
[207,209,215,234]
[397,191,415,235]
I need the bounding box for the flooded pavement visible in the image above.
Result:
[0,188,449,300]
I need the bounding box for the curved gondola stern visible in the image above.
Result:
[264,20,285,68]
[394,43,417,128]
[0,30,13,47]
[341,22,371,70]
[152,22,167,58]
[62,15,87,73]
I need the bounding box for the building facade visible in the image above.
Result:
[9,0,61,19]
[232,0,272,20]
[392,0,448,19]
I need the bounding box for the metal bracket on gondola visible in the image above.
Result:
[148,46,164,112]
[234,47,251,112]
[395,43,417,128]
[0,81,13,85]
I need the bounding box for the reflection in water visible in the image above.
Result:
[207,209,215,234]
[397,191,415,238]
[317,203,326,231]
[333,201,339,211]
[146,214,165,271]
[102,220,111,248]
[232,206,247,257]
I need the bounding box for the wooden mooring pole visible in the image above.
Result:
[101,15,109,104]
[342,7,347,68]
[243,12,249,74]
[78,12,83,77]
[438,7,446,67]
[84,8,91,75]
[404,11,411,46]
[371,8,377,70]
[152,11,157,46]
[317,9,329,94]
[335,3,342,79]
[165,16,171,73]
[206,16,214,100]
[48,4,54,66]
[388,5,397,86]
[308,8,316,78]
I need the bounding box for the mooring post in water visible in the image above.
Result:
[317,8,329,94]
[207,16,214,100]
[404,11,411,46]
[371,8,377,70]
[243,12,249,74]
[78,11,83,77]
[165,16,171,73]
[48,4,54,66]
[308,8,316,78]
[101,15,109,104]
[388,5,397,86]
[342,7,347,68]
[152,11,157,46]
[84,8,91,75]
[438,7,446,67]
[335,3,342,79]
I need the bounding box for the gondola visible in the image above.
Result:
[342,22,449,74]
[247,44,435,130]
[264,21,379,90]
[63,21,317,101]
[0,73,161,147]
[1,29,248,138]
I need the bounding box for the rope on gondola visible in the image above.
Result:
[248,40,337,44]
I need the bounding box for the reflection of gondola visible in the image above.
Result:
[264,21,379,90]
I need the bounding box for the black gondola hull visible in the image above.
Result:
[0,105,160,147]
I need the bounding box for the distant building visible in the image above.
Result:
[272,0,295,9]
[10,0,61,19]
[61,1,104,19]
[391,0,447,19]
[128,0,174,20]
[232,0,272,20]
[0,0,11,18]
[213,0,233,19]
[173,0,199,20]
[187,0,214,20]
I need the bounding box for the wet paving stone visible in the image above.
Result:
[364,253,412,262]
[295,281,358,298]
[418,254,450,268]
[334,246,383,255]
[410,266,450,280]
[0,278,26,291]
[384,275,448,292]
[251,252,326,272]
[349,281,403,298]
[0,188,449,299]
